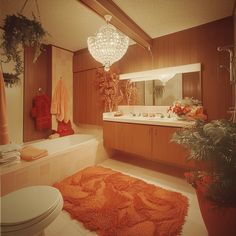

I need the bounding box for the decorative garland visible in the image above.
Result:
[1,14,47,87]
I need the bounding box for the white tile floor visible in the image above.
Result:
[45,158,208,236]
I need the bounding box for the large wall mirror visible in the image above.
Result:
[119,63,202,106]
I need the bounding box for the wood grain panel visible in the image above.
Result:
[182,72,202,101]
[152,126,190,167]
[103,121,191,168]
[23,45,52,142]
[73,69,103,125]
[103,121,152,159]
[73,48,103,72]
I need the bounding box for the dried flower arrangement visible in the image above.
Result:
[120,80,138,105]
[96,69,123,112]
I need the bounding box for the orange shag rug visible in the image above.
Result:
[54,166,188,236]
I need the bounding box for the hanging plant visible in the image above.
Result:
[2,72,21,87]
[1,13,47,87]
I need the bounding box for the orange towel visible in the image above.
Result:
[20,146,48,162]
[0,69,9,145]
[50,79,70,123]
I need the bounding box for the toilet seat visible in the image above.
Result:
[1,186,63,236]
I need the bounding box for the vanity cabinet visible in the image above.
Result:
[103,121,190,168]
[103,121,152,159]
[151,126,188,166]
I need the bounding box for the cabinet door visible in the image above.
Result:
[103,121,152,158]
[152,126,189,167]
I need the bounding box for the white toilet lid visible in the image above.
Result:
[1,186,62,225]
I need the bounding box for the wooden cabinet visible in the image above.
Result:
[103,122,152,159]
[151,126,188,166]
[103,121,190,168]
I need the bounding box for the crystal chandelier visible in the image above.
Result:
[87,15,129,71]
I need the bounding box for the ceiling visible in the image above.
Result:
[0,0,234,52]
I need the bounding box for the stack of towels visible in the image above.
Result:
[0,143,21,166]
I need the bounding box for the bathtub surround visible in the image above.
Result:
[0,134,101,196]
[0,69,9,145]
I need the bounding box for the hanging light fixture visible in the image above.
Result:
[87,15,129,71]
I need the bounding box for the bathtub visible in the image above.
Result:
[0,134,107,196]
[30,134,96,155]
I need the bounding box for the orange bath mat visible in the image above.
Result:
[54,166,188,236]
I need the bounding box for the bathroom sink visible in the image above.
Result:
[103,113,193,128]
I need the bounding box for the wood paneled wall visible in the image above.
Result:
[182,72,201,101]
[23,46,52,142]
[73,69,103,126]
[73,17,233,125]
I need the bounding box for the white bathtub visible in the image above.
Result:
[30,134,95,155]
[0,134,107,196]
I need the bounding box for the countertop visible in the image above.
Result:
[103,113,194,128]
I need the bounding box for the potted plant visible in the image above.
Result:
[172,119,236,236]
[1,14,47,86]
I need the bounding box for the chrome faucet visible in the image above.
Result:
[156,112,165,118]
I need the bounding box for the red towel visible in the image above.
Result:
[57,120,74,137]
[31,95,51,130]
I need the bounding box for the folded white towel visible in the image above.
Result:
[0,151,21,159]
[0,143,21,155]
[0,155,20,166]
[0,155,19,163]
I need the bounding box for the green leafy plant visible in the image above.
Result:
[1,14,47,86]
[172,119,236,207]
[2,72,21,87]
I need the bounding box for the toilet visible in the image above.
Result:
[1,186,63,236]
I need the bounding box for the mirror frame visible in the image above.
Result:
[119,63,201,81]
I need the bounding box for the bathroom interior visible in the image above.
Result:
[1,0,236,236]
